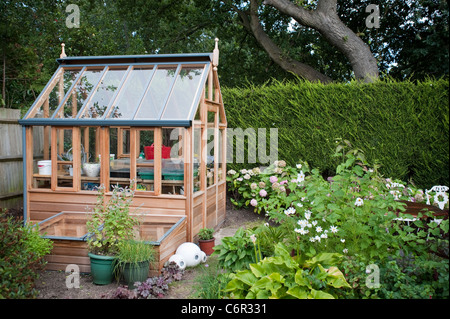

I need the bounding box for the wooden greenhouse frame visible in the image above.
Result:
[19,41,227,272]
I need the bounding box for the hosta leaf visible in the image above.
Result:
[294,269,310,287]
[235,270,258,286]
[326,266,351,288]
[287,286,309,299]
[309,288,335,299]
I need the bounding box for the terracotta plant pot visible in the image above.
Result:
[198,238,215,256]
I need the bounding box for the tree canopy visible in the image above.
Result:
[1,0,448,110]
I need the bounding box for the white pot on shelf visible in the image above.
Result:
[83,163,100,177]
[37,160,52,175]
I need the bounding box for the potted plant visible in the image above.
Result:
[115,240,155,289]
[198,227,215,256]
[86,184,140,285]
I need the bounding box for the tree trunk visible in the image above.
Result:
[236,0,332,83]
[263,0,379,82]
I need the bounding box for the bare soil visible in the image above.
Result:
[34,200,267,299]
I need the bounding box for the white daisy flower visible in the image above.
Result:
[305,210,312,220]
[297,219,308,228]
[297,171,305,183]
[284,207,296,215]
[354,197,364,206]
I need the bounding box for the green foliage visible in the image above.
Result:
[213,227,257,272]
[198,227,215,240]
[225,141,449,299]
[223,78,449,188]
[0,215,53,299]
[224,243,350,299]
[86,185,141,256]
[192,257,232,299]
[115,240,155,264]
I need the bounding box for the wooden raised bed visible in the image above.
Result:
[38,212,187,275]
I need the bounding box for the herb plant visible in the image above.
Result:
[198,227,215,240]
[86,184,141,256]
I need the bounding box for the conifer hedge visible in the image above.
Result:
[222,78,449,188]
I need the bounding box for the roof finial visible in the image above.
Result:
[60,43,67,58]
[213,38,219,71]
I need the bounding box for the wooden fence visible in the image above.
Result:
[0,108,45,210]
[0,108,24,209]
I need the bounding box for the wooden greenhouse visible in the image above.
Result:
[19,42,227,273]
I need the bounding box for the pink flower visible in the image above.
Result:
[280,180,288,185]
[250,199,258,207]
[270,176,278,183]
[259,189,267,197]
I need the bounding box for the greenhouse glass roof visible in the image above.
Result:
[20,53,212,127]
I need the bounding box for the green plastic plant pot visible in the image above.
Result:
[88,253,116,285]
[122,260,150,289]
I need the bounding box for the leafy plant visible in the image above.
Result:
[224,243,350,299]
[0,215,53,299]
[198,227,215,240]
[86,184,141,256]
[161,261,185,282]
[135,276,169,299]
[104,261,184,299]
[212,227,258,272]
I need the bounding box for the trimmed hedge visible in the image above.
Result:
[222,78,449,189]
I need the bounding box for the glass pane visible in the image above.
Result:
[136,129,155,192]
[110,128,130,190]
[80,68,127,119]
[56,68,104,118]
[56,128,74,188]
[135,66,178,119]
[33,126,51,189]
[121,128,131,156]
[108,67,153,119]
[193,127,201,192]
[81,127,101,190]
[31,69,81,119]
[219,128,225,182]
[206,127,215,187]
[162,128,185,195]
[161,66,204,120]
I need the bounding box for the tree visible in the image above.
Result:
[230,0,379,83]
